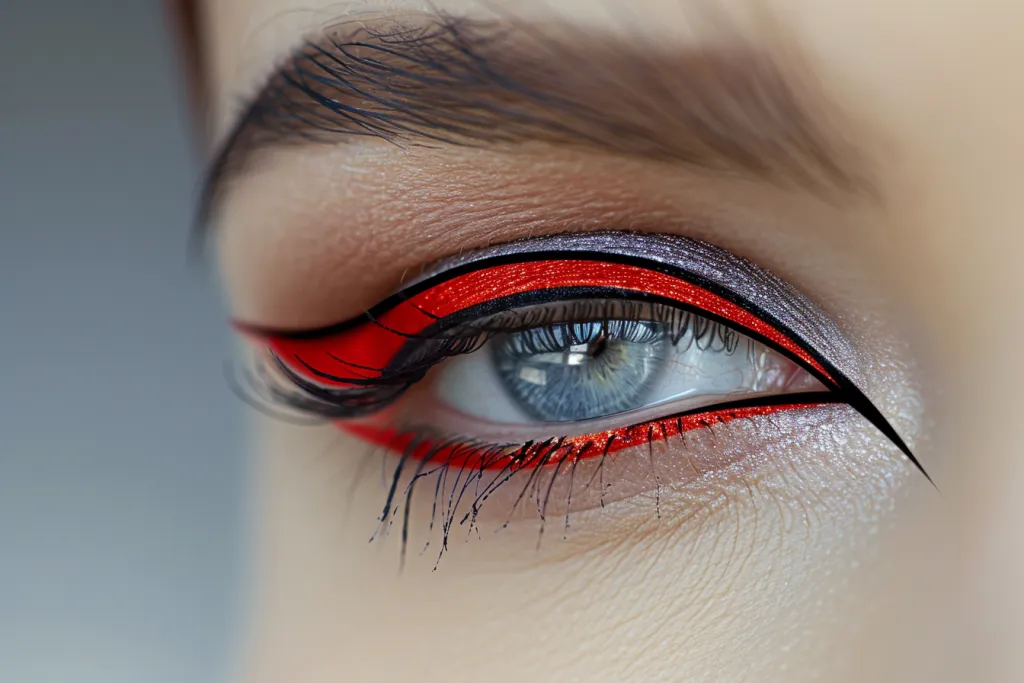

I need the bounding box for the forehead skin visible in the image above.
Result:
[202,1,1024,682]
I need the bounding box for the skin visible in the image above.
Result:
[198,1,1023,681]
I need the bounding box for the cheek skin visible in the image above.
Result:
[240,405,925,683]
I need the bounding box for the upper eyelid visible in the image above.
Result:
[243,232,854,385]
[241,246,840,395]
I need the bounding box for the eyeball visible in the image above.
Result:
[432,302,824,439]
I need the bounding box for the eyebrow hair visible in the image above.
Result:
[196,11,869,232]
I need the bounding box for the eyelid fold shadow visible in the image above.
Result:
[233,231,930,484]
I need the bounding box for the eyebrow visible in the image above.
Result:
[197,11,869,230]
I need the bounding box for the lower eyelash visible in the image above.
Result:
[350,392,839,566]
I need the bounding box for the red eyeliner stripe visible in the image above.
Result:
[260,260,835,386]
[343,401,824,471]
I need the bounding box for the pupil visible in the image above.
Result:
[492,321,668,422]
[587,335,608,359]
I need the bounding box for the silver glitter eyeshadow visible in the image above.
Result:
[412,231,859,383]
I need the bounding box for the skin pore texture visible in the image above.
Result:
[199,1,1024,682]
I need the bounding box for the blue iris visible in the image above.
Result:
[492,320,669,422]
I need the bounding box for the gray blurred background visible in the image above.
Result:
[1,2,245,682]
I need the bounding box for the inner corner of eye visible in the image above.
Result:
[413,301,827,444]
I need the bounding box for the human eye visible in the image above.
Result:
[434,298,822,432]
[234,231,925,558]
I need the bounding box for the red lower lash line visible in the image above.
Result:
[343,396,837,472]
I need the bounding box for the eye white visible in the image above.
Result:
[432,319,823,429]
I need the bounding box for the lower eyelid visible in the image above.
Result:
[344,404,845,535]
[345,395,836,471]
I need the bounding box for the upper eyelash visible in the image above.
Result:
[236,298,745,424]
[259,299,749,419]
[431,300,744,355]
